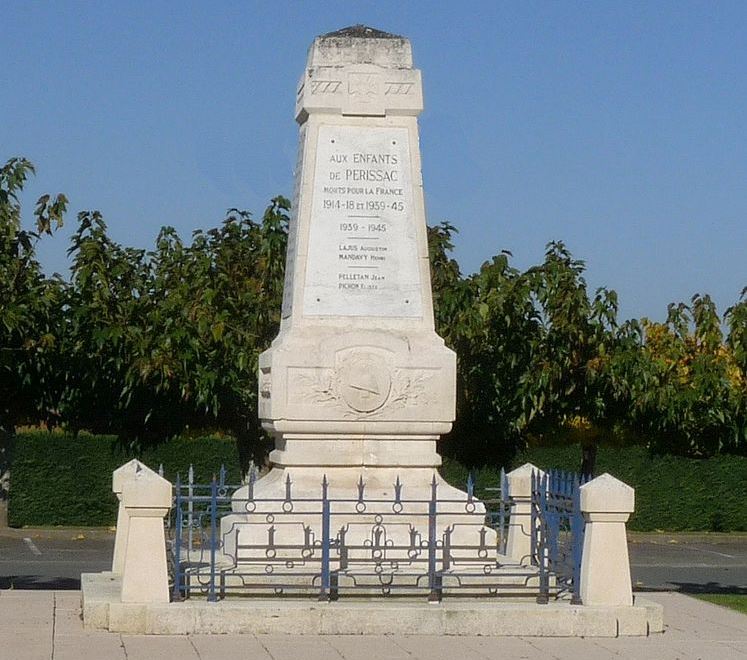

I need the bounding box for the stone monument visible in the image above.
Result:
[231,25,465,507]
[221,26,491,569]
[81,27,662,635]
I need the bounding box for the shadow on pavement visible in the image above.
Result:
[0,575,80,590]
[669,581,747,595]
[636,582,747,595]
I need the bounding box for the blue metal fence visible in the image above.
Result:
[166,466,586,604]
[531,469,588,604]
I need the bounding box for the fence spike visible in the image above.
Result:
[247,466,256,500]
[466,472,475,501]
[219,464,226,488]
[158,463,164,477]
[188,464,194,485]
[285,473,293,502]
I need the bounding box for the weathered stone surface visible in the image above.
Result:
[111,459,143,574]
[120,464,171,604]
[579,474,635,607]
[227,26,490,571]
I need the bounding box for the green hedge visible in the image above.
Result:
[8,431,241,526]
[8,432,747,531]
[443,446,747,532]
[513,446,747,532]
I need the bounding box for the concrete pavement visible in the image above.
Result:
[0,590,745,659]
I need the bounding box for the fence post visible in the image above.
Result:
[208,476,218,602]
[505,463,544,564]
[427,475,441,602]
[579,474,635,607]
[319,475,331,601]
[570,475,584,604]
[172,473,183,601]
[536,472,550,604]
[120,464,172,603]
[111,459,143,574]
[498,467,507,554]
[187,464,194,552]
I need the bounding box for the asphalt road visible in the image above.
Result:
[0,529,113,589]
[0,529,745,593]
[629,534,747,595]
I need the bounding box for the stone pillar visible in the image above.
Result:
[224,25,491,561]
[579,473,635,607]
[504,463,543,563]
[231,24,459,505]
[120,464,172,604]
[111,459,143,574]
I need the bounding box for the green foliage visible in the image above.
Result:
[56,199,290,455]
[2,155,746,469]
[0,158,67,435]
[512,445,747,532]
[11,432,744,532]
[599,294,747,457]
[8,431,240,526]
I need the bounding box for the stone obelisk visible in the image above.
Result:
[231,26,471,511]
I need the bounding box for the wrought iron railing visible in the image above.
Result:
[166,466,586,604]
[531,469,588,604]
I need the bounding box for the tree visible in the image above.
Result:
[0,158,66,435]
[603,294,747,457]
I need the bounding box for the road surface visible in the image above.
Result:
[0,529,745,593]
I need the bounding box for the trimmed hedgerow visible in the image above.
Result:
[8,433,747,531]
[512,446,747,532]
[441,446,747,532]
[8,431,241,527]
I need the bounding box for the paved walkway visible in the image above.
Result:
[0,591,745,659]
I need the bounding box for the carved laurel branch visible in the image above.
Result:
[298,369,338,404]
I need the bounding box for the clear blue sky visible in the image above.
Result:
[3,1,746,322]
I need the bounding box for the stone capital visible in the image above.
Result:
[122,466,172,511]
[505,463,544,499]
[296,27,423,121]
[112,458,143,497]
[580,473,635,515]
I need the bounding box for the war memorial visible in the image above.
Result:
[82,26,662,637]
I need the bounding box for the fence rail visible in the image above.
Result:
[166,467,586,604]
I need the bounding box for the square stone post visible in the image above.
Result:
[120,464,172,604]
[504,463,542,563]
[111,459,144,574]
[579,473,635,607]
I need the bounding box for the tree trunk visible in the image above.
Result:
[580,444,597,479]
[234,420,272,479]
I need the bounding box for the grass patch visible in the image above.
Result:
[694,594,747,615]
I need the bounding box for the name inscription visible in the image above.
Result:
[303,126,423,317]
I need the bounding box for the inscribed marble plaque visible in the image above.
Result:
[302,125,423,318]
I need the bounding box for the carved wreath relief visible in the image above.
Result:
[297,350,434,418]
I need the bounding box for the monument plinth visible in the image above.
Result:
[233,26,460,506]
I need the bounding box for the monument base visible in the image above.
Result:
[81,572,664,636]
